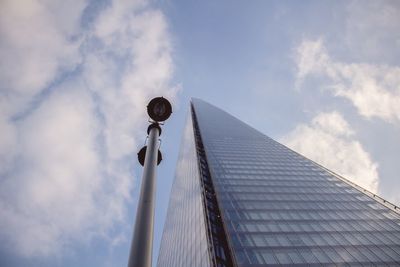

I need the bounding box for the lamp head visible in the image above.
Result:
[147,97,172,122]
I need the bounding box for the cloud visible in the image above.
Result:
[0,0,85,96]
[0,0,176,258]
[281,112,379,192]
[1,85,100,257]
[295,38,400,123]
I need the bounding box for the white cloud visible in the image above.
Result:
[281,112,379,192]
[1,86,101,257]
[295,39,400,123]
[0,0,176,258]
[294,39,328,89]
[0,0,85,96]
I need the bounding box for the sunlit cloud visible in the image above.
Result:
[295,38,400,124]
[0,0,177,257]
[281,112,379,192]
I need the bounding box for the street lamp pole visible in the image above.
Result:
[128,125,160,267]
[128,97,172,267]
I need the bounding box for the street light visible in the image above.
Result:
[128,97,172,267]
[147,97,172,122]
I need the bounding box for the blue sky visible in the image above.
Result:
[1,0,399,266]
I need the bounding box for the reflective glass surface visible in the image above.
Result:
[192,99,400,266]
[157,114,211,267]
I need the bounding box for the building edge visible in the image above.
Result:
[277,141,400,216]
[191,101,237,267]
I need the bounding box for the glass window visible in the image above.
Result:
[372,246,397,262]
[336,248,357,262]
[234,251,248,264]
[311,248,331,264]
[288,235,306,246]
[357,247,380,262]
[300,237,316,246]
[323,248,345,263]
[252,235,266,247]
[288,251,306,264]
[265,235,279,246]
[275,250,293,264]
[311,234,327,246]
[276,235,290,246]
[299,249,319,263]
[260,251,278,264]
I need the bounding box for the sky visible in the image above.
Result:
[0,0,399,266]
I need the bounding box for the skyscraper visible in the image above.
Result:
[157,99,400,266]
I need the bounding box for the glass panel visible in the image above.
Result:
[288,251,306,264]
[299,249,319,263]
[260,251,278,264]
[311,248,332,264]
[275,251,293,264]
[252,235,266,246]
[157,114,211,267]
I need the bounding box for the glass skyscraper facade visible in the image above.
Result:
[157,99,400,266]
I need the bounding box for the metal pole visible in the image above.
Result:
[128,126,160,267]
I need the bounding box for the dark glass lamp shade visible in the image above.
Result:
[147,97,172,122]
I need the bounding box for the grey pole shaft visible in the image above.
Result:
[128,127,160,267]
